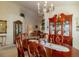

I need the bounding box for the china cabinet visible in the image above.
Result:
[49,13,72,46]
[13,20,22,44]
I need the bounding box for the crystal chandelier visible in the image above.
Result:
[37,1,54,15]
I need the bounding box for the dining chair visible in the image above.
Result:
[21,33,28,40]
[37,44,47,57]
[22,39,28,50]
[55,35,64,45]
[15,34,25,57]
[21,33,29,50]
[27,41,39,57]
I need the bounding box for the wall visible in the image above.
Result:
[20,6,41,34]
[0,1,41,45]
[44,4,79,50]
[0,2,25,45]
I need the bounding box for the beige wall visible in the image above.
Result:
[20,6,41,34]
[0,1,41,45]
[0,2,25,45]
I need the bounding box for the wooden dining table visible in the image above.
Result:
[23,40,79,57]
[44,43,79,57]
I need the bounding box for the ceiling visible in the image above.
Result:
[14,1,79,16]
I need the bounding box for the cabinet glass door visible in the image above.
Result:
[14,20,22,44]
[50,22,54,34]
[19,24,22,34]
[63,20,69,36]
[56,21,61,35]
[15,24,19,35]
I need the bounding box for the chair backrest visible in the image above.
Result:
[37,44,47,57]
[16,34,25,57]
[21,33,28,40]
[21,33,29,50]
[27,41,39,57]
[22,39,29,50]
[55,35,64,45]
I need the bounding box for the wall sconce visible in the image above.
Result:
[0,23,2,26]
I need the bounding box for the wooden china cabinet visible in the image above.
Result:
[13,20,22,44]
[49,13,72,46]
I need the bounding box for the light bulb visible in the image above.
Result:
[45,1,47,4]
[51,4,53,7]
[43,8,46,12]
[44,1,47,7]
[37,2,40,10]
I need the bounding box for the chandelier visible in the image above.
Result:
[37,1,54,15]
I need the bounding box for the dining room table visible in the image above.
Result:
[40,40,79,57]
[23,39,79,57]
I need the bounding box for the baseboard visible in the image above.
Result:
[0,44,16,50]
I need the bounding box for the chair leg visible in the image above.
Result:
[18,50,25,57]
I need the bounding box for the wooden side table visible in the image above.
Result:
[0,35,6,46]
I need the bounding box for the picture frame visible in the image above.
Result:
[76,19,79,31]
[76,26,79,31]
[0,20,7,33]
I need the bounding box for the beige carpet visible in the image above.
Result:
[0,46,17,57]
[0,46,29,57]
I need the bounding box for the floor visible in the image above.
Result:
[0,44,29,57]
[0,45,17,57]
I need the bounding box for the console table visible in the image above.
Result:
[0,35,6,46]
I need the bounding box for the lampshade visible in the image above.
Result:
[53,15,57,23]
[49,17,53,22]
[60,17,65,22]
[60,13,65,22]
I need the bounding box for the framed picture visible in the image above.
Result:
[0,20,7,33]
[76,26,79,31]
[76,19,79,31]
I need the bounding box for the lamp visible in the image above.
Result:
[37,1,54,15]
[51,13,65,22]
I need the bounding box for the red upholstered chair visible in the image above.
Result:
[27,41,39,57]
[15,34,25,57]
[37,44,47,57]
